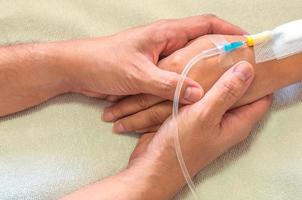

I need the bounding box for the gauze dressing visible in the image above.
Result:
[251,19,302,63]
[273,20,302,59]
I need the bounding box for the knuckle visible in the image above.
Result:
[136,95,148,109]
[107,106,118,118]
[161,73,178,91]
[149,109,163,125]
[119,115,138,131]
[165,29,179,41]
[202,13,218,20]
[202,14,218,32]
[219,79,242,100]
[153,19,170,34]
[168,53,185,70]
[150,110,161,124]
[154,19,173,27]
[151,19,178,45]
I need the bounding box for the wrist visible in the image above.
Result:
[124,158,183,200]
[50,37,111,95]
[126,139,190,200]
[32,42,74,94]
[44,41,84,93]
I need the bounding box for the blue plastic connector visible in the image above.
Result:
[223,41,245,52]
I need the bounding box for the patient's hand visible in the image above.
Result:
[103,34,302,133]
[124,63,271,199]
[62,62,272,200]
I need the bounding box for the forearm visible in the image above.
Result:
[164,35,302,107]
[60,170,144,200]
[208,36,302,107]
[0,43,73,117]
[61,158,182,200]
[0,37,113,117]
[98,35,302,200]
[102,34,302,134]
[132,38,302,198]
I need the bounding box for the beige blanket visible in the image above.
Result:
[0,0,301,199]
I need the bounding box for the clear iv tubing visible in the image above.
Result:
[172,41,245,199]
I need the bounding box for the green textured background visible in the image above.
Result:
[0,0,302,199]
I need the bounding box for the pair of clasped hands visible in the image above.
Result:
[64,15,272,199]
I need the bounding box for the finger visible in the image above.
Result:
[105,95,126,102]
[102,94,164,122]
[222,95,273,145]
[177,14,247,40]
[136,125,161,133]
[205,15,248,35]
[81,90,108,99]
[112,101,172,133]
[155,14,247,55]
[143,64,204,104]
[200,61,254,119]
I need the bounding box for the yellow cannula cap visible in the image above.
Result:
[246,36,254,47]
[247,31,273,47]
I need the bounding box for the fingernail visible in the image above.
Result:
[183,86,203,103]
[102,109,115,121]
[233,61,253,82]
[113,122,125,133]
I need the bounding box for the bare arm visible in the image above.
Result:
[61,162,179,200]
[0,43,71,116]
[1,15,245,117]
[103,34,302,133]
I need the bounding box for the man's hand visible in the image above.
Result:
[63,14,246,104]
[0,14,246,117]
[62,61,272,200]
[102,33,293,134]
[126,61,272,199]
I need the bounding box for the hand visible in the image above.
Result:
[103,33,291,133]
[62,61,272,200]
[102,34,252,132]
[126,61,272,199]
[61,15,246,104]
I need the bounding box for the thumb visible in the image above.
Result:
[199,61,254,120]
[143,65,204,104]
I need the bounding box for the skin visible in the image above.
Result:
[0,15,247,117]
[62,62,272,200]
[103,34,302,133]
[0,15,272,199]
